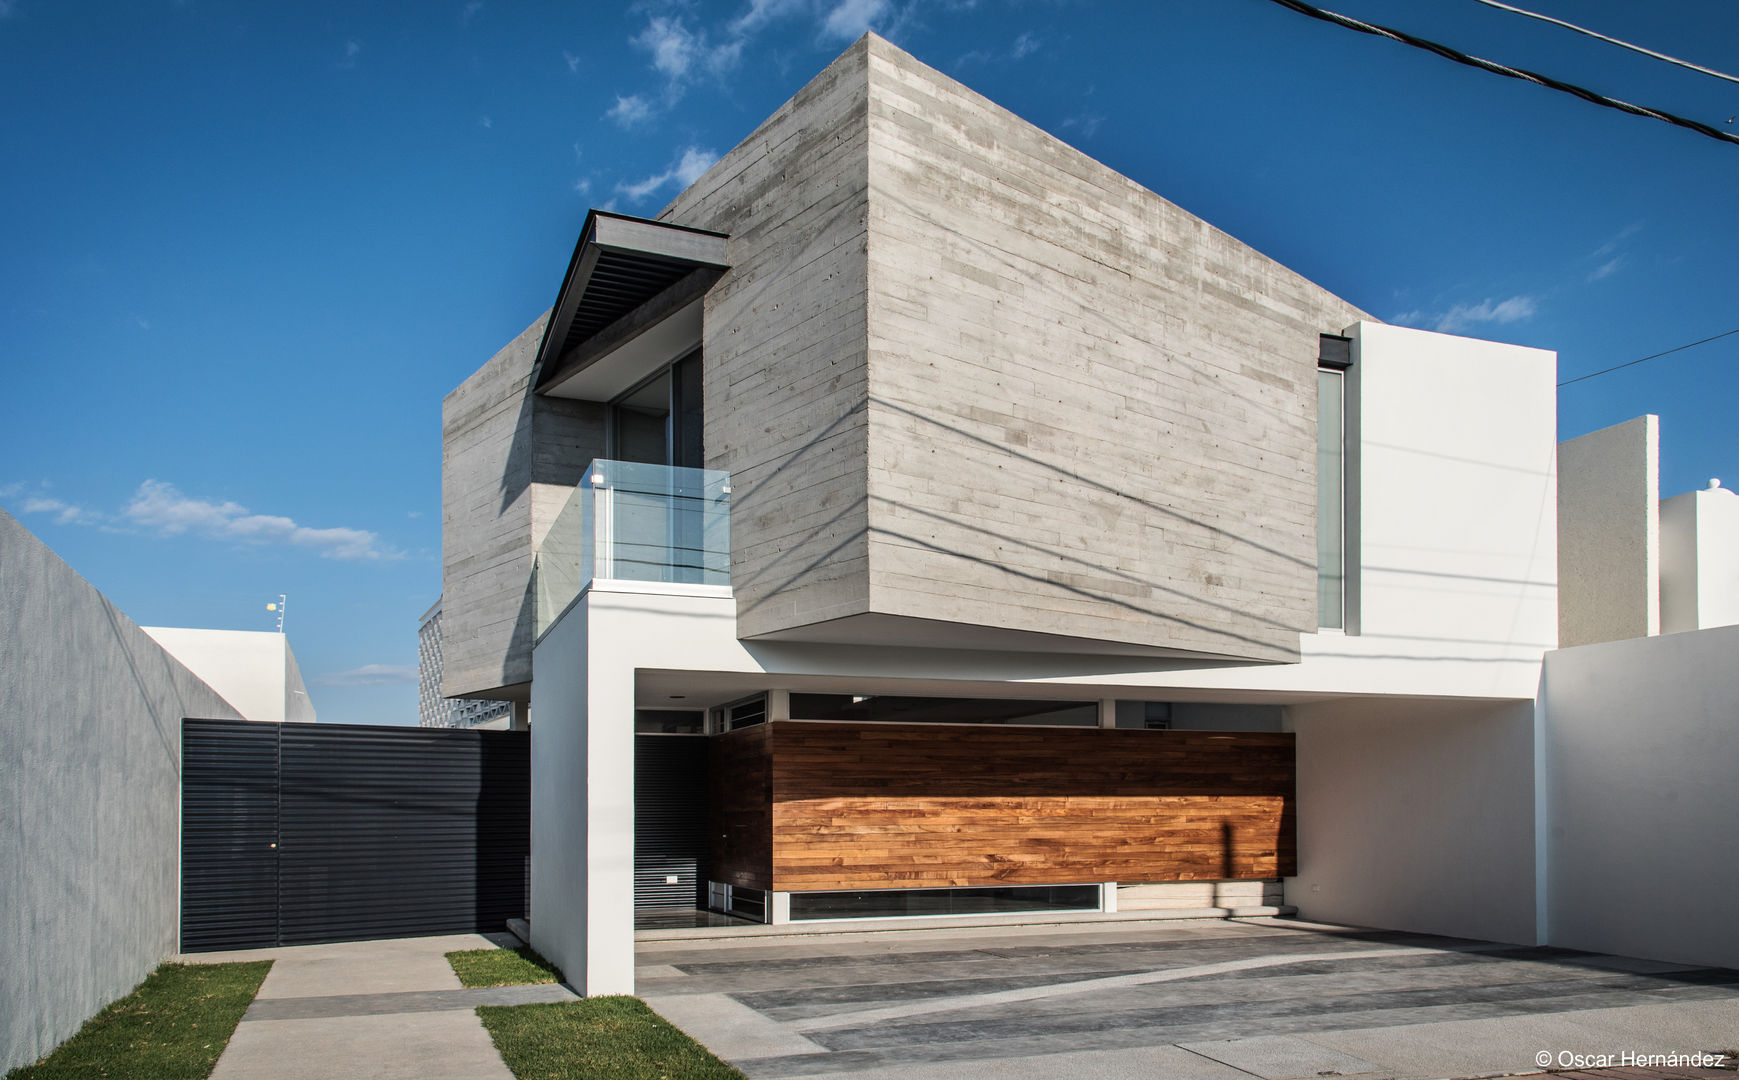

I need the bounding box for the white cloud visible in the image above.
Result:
[673,146,719,186]
[1588,257,1622,282]
[478,115,492,129]
[1061,111,1104,137]
[1011,31,1040,59]
[339,39,361,69]
[822,0,889,40]
[21,496,103,526]
[1397,296,1539,334]
[729,0,806,36]
[563,50,581,74]
[1589,221,1644,262]
[1431,295,1537,334]
[461,0,483,24]
[122,479,399,561]
[314,664,418,688]
[573,177,592,194]
[637,16,700,80]
[607,93,653,127]
[617,146,719,202]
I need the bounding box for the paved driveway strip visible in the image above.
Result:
[637,917,1739,1080]
[182,933,578,1080]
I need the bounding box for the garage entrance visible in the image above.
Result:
[180,718,529,951]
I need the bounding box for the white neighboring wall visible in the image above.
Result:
[1660,482,1739,634]
[1286,697,1539,945]
[1542,623,1739,968]
[1557,415,1660,647]
[140,627,315,724]
[1295,321,1557,699]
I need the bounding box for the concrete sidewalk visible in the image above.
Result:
[183,933,577,1080]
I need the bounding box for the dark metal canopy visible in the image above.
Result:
[532,210,730,393]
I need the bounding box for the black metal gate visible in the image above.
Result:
[634,734,708,911]
[181,719,529,951]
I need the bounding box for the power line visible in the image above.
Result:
[1557,328,1739,388]
[1468,0,1739,87]
[1262,0,1739,148]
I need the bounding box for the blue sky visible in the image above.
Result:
[3,1,1735,725]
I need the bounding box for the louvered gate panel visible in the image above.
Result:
[276,723,529,946]
[181,719,280,951]
[634,734,709,910]
[180,719,528,950]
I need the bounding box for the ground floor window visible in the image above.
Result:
[788,884,1101,921]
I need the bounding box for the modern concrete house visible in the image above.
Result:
[440,34,1737,995]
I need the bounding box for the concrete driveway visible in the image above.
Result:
[637,917,1739,1080]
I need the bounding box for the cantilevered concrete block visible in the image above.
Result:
[660,35,1364,662]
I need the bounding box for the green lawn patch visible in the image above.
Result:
[446,945,563,988]
[4,960,271,1080]
[478,996,746,1080]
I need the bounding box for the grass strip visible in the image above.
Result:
[446,945,564,988]
[478,996,747,1080]
[4,960,271,1080]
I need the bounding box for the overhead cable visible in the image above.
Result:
[1557,328,1739,388]
[1467,0,1739,87]
[1262,0,1739,148]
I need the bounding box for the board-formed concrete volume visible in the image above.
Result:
[0,510,243,1073]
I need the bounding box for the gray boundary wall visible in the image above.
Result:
[0,510,242,1071]
[1543,623,1739,967]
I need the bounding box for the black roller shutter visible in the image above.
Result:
[634,734,708,910]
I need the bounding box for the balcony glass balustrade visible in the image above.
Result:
[535,459,730,636]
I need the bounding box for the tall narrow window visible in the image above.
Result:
[1317,335,1351,630]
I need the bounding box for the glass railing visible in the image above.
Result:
[535,459,731,636]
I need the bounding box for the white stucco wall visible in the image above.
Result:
[1322,321,1558,699]
[1542,624,1739,967]
[140,627,314,724]
[1557,415,1659,647]
[1660,483,1739,635]
[1284,697,1538,944]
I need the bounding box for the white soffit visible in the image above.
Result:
[541,299,702,401]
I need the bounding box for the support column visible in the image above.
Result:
[584,633,637,995]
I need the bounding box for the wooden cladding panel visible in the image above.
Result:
[704,721,1297,893]
[774,794,1291,891]
[706,725,773,890]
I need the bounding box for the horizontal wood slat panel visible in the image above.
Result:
[774,794,1291,890]
[705,721,1297,893]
